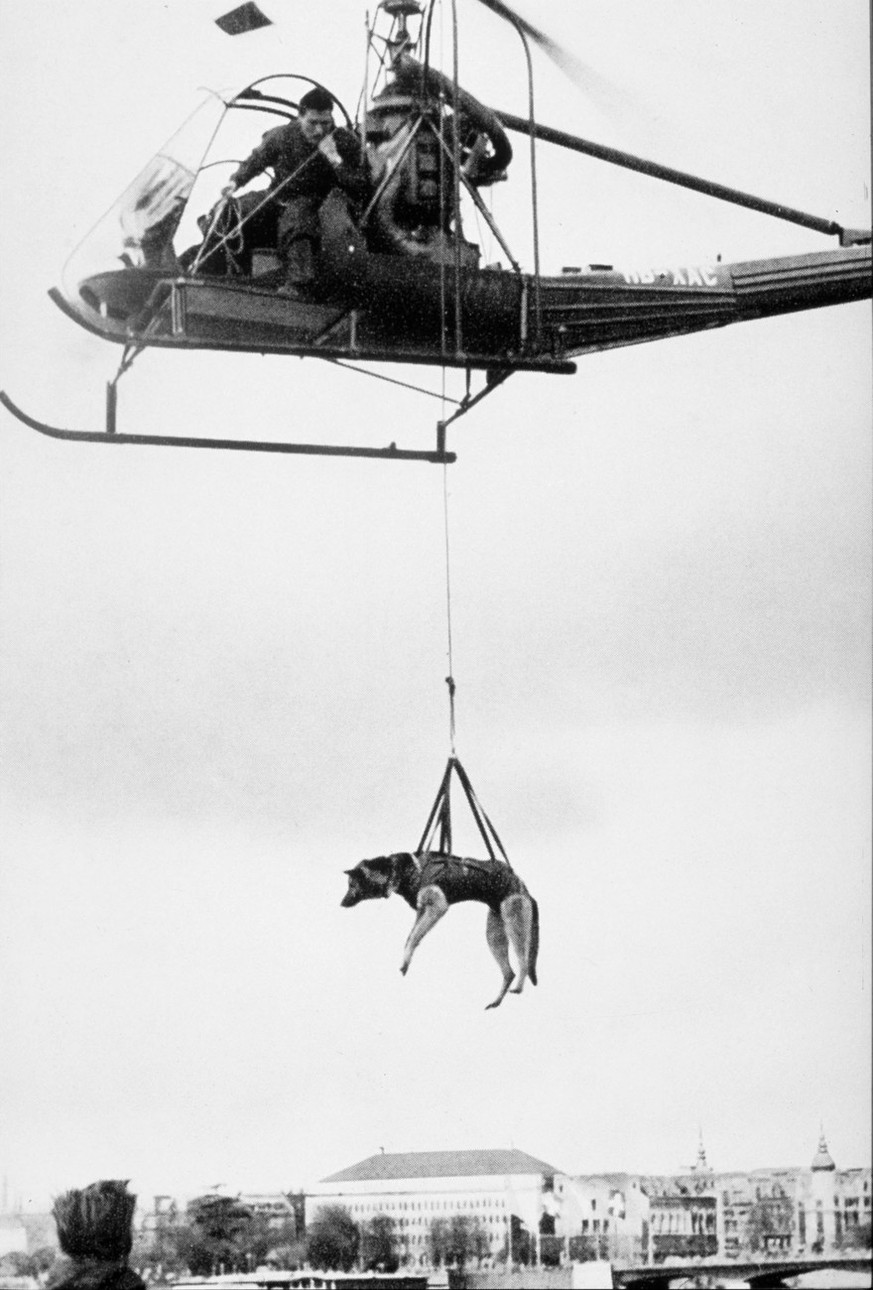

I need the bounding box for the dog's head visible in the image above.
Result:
[340,857,398,907]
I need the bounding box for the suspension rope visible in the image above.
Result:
[188,149,323,274]
[438,47,456,756]
[450,0,463,355]
[443,455,456,755]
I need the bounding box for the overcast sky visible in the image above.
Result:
[0,1,870,1212]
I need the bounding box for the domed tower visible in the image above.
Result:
[809,1129,837,1252]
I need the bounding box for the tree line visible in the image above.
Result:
[131,1194,870,1278]
[123,1196,537,1279]
[13,1191,865,1281]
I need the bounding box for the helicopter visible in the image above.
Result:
[1,0,870,464]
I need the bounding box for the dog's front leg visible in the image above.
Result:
[400,885,448,976]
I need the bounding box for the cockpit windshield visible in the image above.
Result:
[60,96,228,317]
[57,79,351,331]
[53,67,500,340]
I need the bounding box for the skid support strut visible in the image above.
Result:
[435,368,512,446]
[106,381,117,435]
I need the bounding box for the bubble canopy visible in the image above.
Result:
[58,77,351,330]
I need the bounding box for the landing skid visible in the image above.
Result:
[0,388,456,464]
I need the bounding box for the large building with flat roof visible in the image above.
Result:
[305,1135,871,1269]
[306,1148,562,1269]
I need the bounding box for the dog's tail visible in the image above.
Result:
[529,898,539,986]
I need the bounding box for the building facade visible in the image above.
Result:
[646,1191,718,1262]
[0,1218,27,1259]
[557,1174,649,1264]
[0,1212,55,1260]
[832,1167,872,1246]
[717,1169,797,1257]
[307,1136,870,1268]
[707,1134,872,1259]
[237,1194,303,1241]
[796,1134,872,1254]
[566,1132,870,1264]
[306,1148,561,1269]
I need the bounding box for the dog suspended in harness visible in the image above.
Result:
[340,756,539,1009]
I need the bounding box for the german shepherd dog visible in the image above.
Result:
[341,852,539,1008]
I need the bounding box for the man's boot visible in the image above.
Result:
[278,236,316,296]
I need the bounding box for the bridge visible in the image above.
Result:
[613,1253,871,1288]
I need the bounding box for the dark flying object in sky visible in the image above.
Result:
[215,3,273,36]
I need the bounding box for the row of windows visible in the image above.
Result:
[396,1229,505,1248]
[348,1197,507,1215]
[350,1211,510,1231]
[726,1193,871,1209]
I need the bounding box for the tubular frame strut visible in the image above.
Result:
[493,108,863,243]
[436,367,512,447]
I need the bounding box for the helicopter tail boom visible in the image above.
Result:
[728,246,872,318]
[541,244,871,360]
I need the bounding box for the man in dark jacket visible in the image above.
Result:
[46,1180,145,1290]
[222,85,368,291]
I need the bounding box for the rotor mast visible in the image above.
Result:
[380,0,424,63]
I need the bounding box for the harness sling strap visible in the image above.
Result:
[418,757,455,856]
[451,755,511,865]
[416,755,512,867]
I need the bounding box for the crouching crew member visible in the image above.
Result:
[222,85,368,292]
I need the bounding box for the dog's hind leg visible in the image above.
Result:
[400,886,448,976]
[485,907,515,1009]
[502,894,534,995]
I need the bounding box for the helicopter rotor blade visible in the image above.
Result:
[474,0,581,76]
[471,0,639,123]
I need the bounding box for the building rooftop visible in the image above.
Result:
[320,1149,561,1184]
[811,1132,836,1172]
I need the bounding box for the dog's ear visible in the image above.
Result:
[345,860,381,875]
[358,857,395,891]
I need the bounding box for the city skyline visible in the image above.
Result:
[2,1125,870,1214]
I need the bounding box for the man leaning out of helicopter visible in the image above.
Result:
[221,85,368,293]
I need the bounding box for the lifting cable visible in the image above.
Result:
[426,373,513,871]
[415,2,512,870]
[442,448,456,755]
